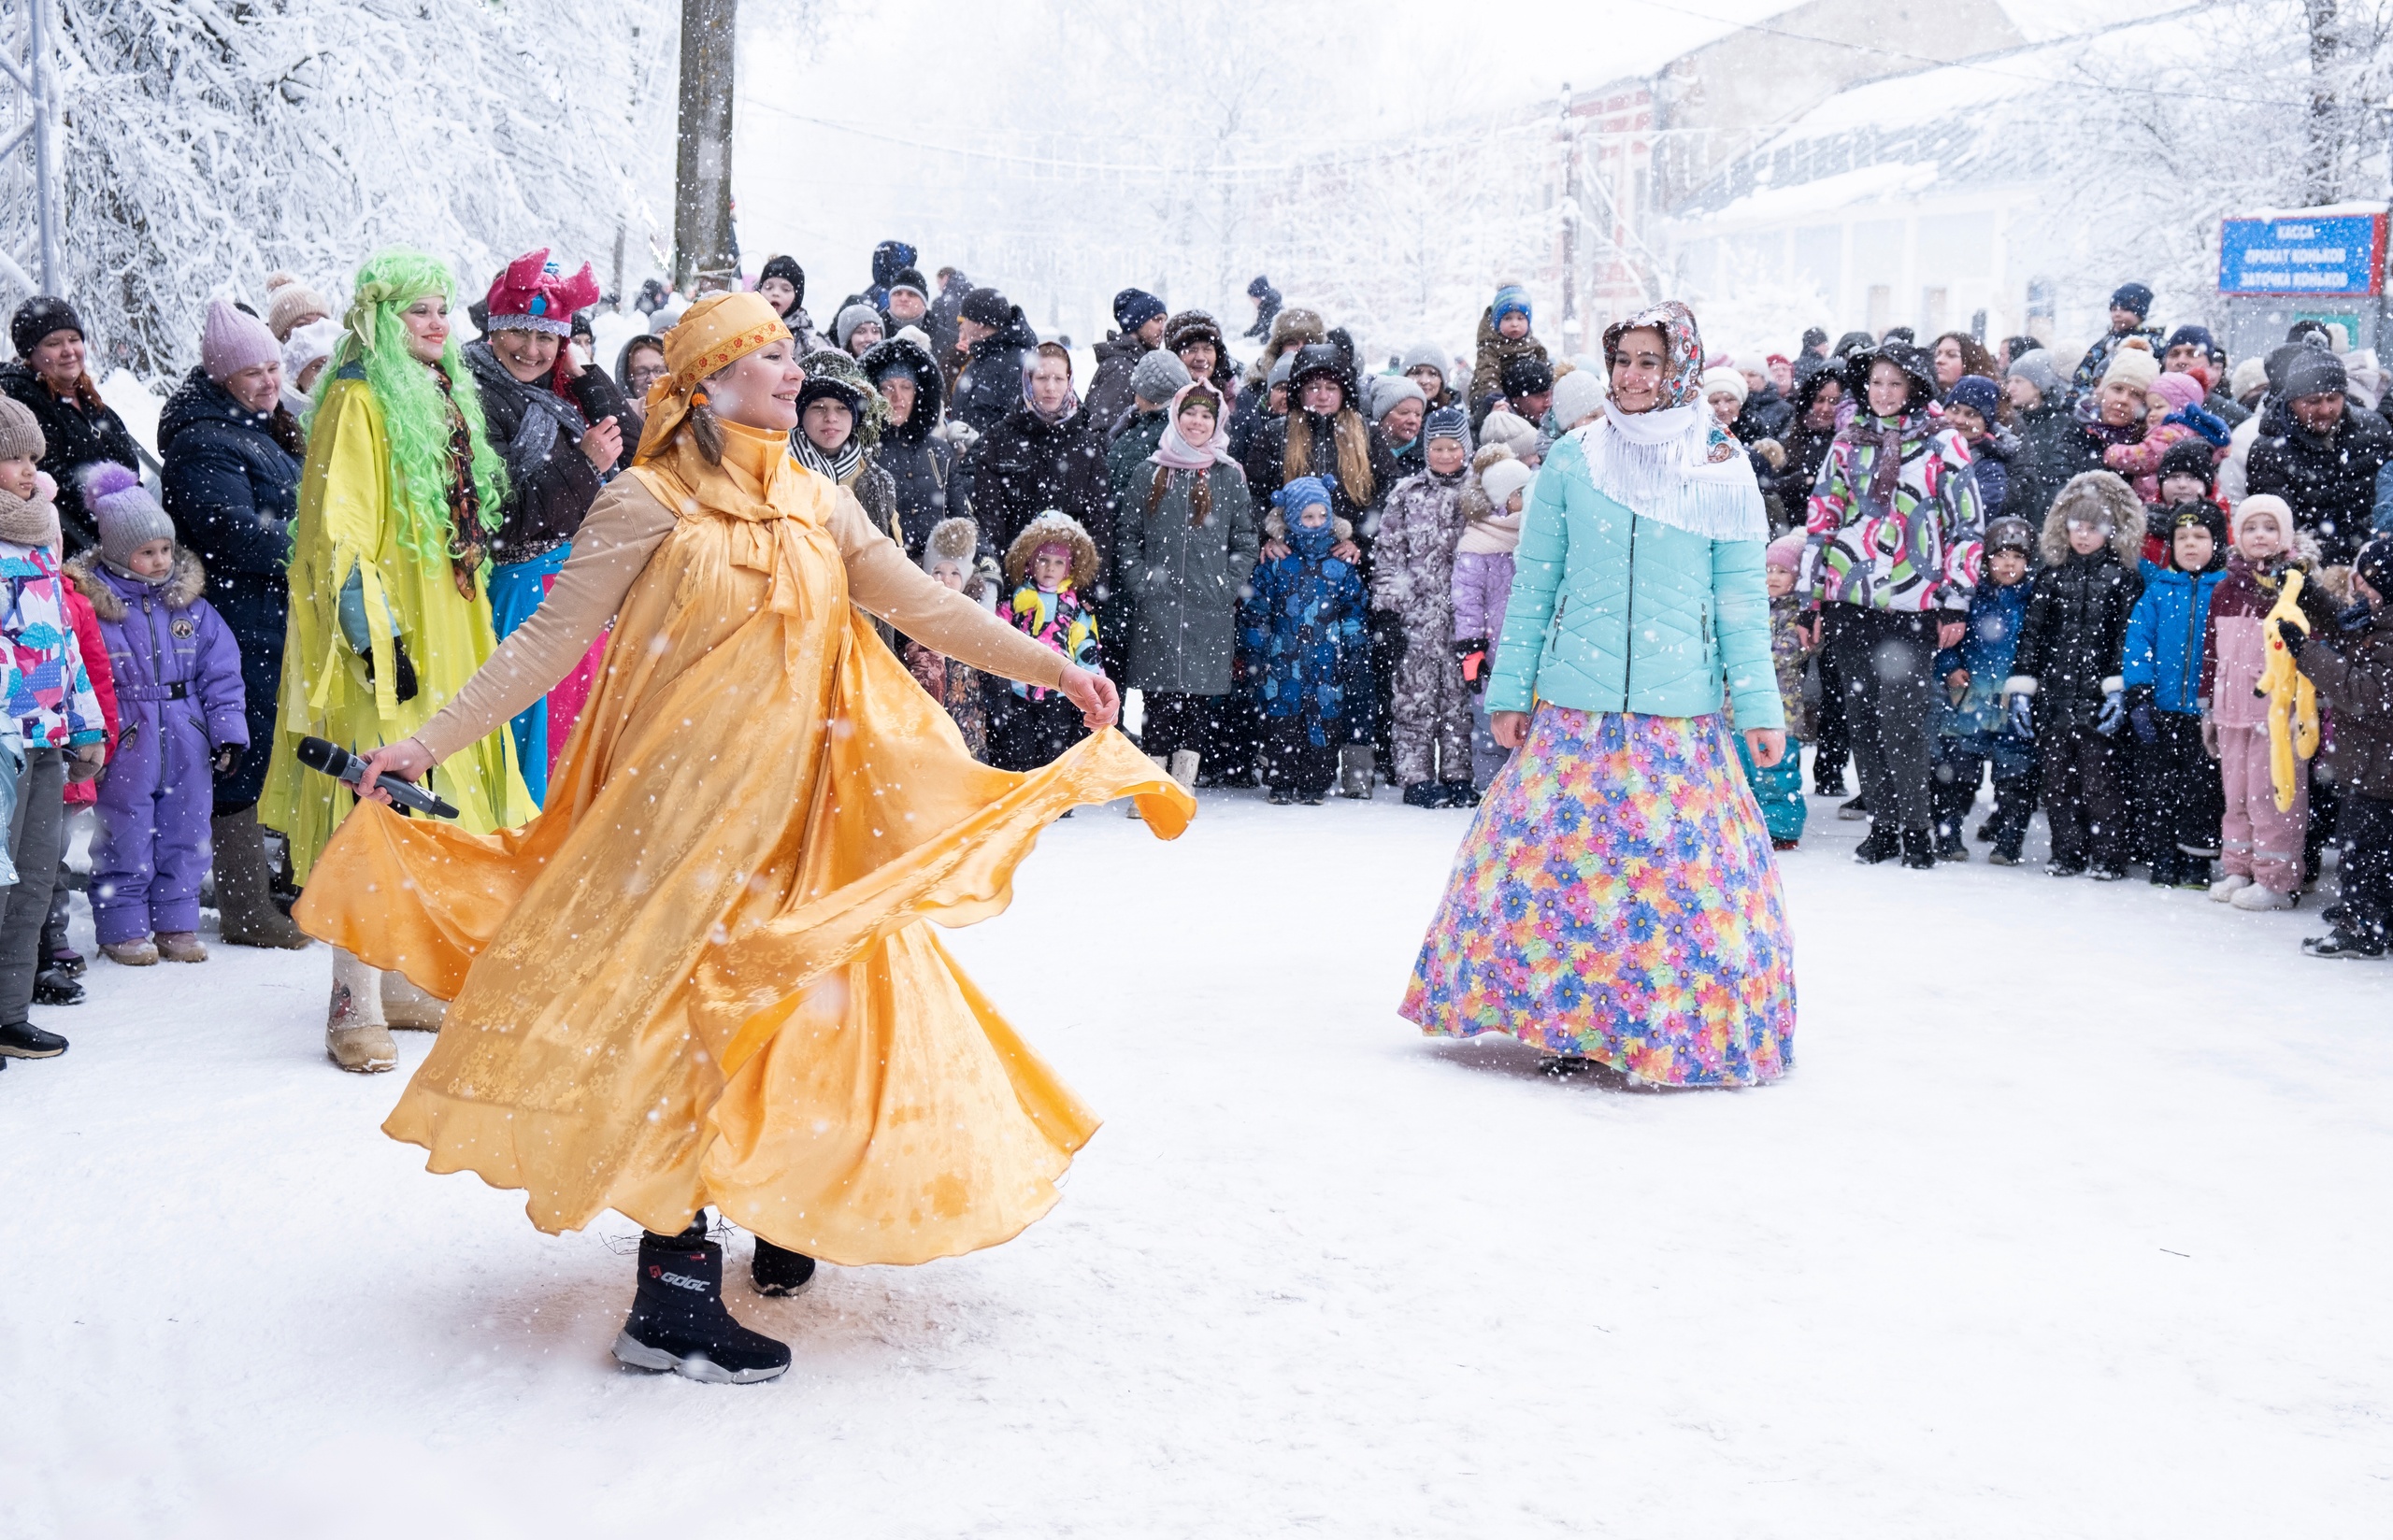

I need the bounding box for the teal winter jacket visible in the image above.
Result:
[1484,431,1783,729]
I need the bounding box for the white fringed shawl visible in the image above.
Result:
[1569,399,1768,544]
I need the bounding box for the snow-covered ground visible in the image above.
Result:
[4,778,2389,1538]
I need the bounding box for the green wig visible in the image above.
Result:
[325,249,508,566]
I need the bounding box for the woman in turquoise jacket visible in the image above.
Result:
[1400,301,1797,1088]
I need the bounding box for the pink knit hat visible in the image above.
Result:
[1766,531,1806,571]
[201,299,279,383]
[2148,371,2205,413]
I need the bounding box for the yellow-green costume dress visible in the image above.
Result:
[294,420,1193,1264]
[260,370,535,878]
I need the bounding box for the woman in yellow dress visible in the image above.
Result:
[259,250,537,1073]
[298,291,1191,1383]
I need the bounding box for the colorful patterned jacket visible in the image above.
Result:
[1,537,103,749]
[1801,409,1985,616]
[995,580,1098,701]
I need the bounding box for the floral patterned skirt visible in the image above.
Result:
[1400,707,1796,1086]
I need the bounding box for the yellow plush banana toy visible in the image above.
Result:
[2255,568,2319,813]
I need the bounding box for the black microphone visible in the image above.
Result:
[295,735,460,820]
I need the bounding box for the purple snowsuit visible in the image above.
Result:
[68,551,246,945]
[1452,545,1518,792]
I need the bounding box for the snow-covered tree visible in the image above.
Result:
[0,0,680,378]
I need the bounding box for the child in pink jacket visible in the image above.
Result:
[2201,495,2335,908]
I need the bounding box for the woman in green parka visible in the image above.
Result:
[1400,300,1797,1088]
[1116,382,1258,789]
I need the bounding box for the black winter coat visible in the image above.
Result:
[466,345,631,563]
[2245,398,2393,565]
[0,360,141,556]
[872,435,966,560]
[950,308,1040,436]
[1733,384,1794,445]
[969,402,1114,593]
[861,335,970,559]
[2007,402,2101,524]
[1241,409,1400,578]
[1082,332,1151,432]
[2013,549,2142,730]
[157,366,302,807]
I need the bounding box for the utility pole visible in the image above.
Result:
[1558,85,1580,349]
[673,0,738,294]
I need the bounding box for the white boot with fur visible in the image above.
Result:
[326,948,396,1074]
[1168,750,1200,792]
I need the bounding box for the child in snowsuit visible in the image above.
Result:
[1453,448,1529,794]
[2003,471,2145,878]
[1373,406,1476,806]
[987,510,1102,772]
[0,398,104,1050]
[903,516,989,760]
[1242,477,1371,805]
[1468,284,1550,427]
[2286,534,2393,955]
[70,465,246,965]
[2202,494,2336,909]
[1931,516,2039,863]
[1735,532,1813,848]
[2121,501,2228,887]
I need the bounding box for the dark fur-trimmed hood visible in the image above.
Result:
[65,546,208,620]
[2040,471,2146,567]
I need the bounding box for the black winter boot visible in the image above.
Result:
[1401,782,1443,808]
[1899,829,1937,869]
[1853,823,1900,864]
[614,1217,791,1384]
[1438,781,1480,808]
[751,1236,818,1297]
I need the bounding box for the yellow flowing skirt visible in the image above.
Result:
[294,496,1191,1265]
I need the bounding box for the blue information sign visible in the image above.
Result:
[2218,213,2386,297]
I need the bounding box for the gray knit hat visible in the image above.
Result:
[0,393,44,463]
[1369,372,1426,423]
[2006,348,2067,402]
[834,302,883,349]
[84,463,175,571]
[2281,346,2349,402]
[1268,352,1294,388]
[1130,349,1191,407]
[1399,341,1447,379]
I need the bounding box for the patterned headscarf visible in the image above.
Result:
[1574,298,1765,543]
[1602,301,1706,412]
[635,291,794,463]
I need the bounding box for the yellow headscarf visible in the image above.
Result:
[635,290,794,463]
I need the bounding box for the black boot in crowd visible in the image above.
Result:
[1899,828,1938,869]
[613,1215,792,1385]
[1853,823,1900,865]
